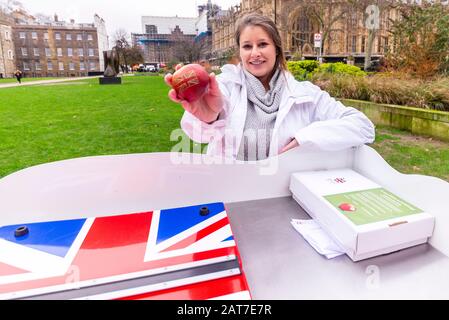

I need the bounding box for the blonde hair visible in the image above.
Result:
[234,13,287,72]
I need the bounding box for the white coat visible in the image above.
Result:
[181,63,375,159]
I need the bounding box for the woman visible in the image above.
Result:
[165,13,375,161]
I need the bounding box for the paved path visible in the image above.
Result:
[0,76,100,89]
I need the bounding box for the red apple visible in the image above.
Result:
[172,64,209,103]
[339,203,356,212]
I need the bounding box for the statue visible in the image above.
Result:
[103,48,120,77]
[99,47,122,84]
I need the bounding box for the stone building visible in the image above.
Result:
[211,0,398,64]
[132,16,197,65]
[0,11,15,78]
[12,11,108,77]
[133,2,215,66]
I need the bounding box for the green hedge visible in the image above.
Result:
[287,61,366,81]
[316,62,367,76]
[287,60,319,81]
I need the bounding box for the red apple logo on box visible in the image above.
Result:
[339,203,356,212]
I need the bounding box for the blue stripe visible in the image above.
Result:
[157,203,225,244]
[222,235,234,242]
[0,219,86,258]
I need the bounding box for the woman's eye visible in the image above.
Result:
[259,43,268,48]
[243,45,252,50]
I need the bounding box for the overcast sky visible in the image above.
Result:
[14,0,240,35]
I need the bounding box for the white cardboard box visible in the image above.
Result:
[289,169,435,261]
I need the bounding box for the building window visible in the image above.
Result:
[36,63,42,71]
[44,33,49,40]
[291,11,318,53]
[7,50,13,60]
[68,48,73,56]
[88,48,94,56]
[21,47,28,56]
[78,48,84,56]
[19,32,26,39]
[5,31,11,40]
[87,34,93,41]
[77,34,82,41]
[69,62,75,70]
[45,48,51,57]
[66,34,72,41]
[59,62,64,71]
[47,62,53,70]
[57,48,62,56]
[80,62,85,70]
[350,13,358,29]
[145,25,158,34]
[352,35,357,53]
[89,62,96,70]
[23,62,30,70]
[32,32,38,40]
[55,33,61,40]
[384,37,389,53]
[361,36,366,53]
[34,48,39,56]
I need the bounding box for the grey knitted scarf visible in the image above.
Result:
[237,68,284,161]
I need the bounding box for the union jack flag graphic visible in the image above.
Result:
[0,203,250,300]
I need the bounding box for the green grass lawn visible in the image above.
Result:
[0,76,448,182]
[0,76,187,178]
[0,77,58,83]
[371,126,449,181]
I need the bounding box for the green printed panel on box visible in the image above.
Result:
[324,188,423,225]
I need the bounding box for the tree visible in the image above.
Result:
[172,38,209,64]
[300,0,356,56]
[124,46,144,67]
[387,2,449,78]
[356,0,395,71]
[113,29,131,73]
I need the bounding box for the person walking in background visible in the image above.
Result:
[14,70,23,84]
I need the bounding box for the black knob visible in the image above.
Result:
[199,206,210,216]
[15,226,29,237]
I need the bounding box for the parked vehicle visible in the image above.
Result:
[137,64,157,72]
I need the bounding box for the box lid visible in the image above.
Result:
[290,169,435,258]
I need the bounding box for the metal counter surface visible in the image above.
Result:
[226,197,449,300]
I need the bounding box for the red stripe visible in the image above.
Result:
[118,274,249,300]
[0,262,30,276]
[161,217,229,253]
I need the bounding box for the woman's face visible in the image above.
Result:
[239,25,277,86]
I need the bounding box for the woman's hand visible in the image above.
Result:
[280,138,299,154]
[165,71,224,124]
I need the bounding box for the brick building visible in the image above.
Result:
[12,11,108,77]
[0,11,15,78]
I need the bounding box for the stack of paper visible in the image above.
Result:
[291,219,345,259]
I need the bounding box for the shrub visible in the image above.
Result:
[311,72,449,111]
[287,60,319,81]
[315,62,367,76]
